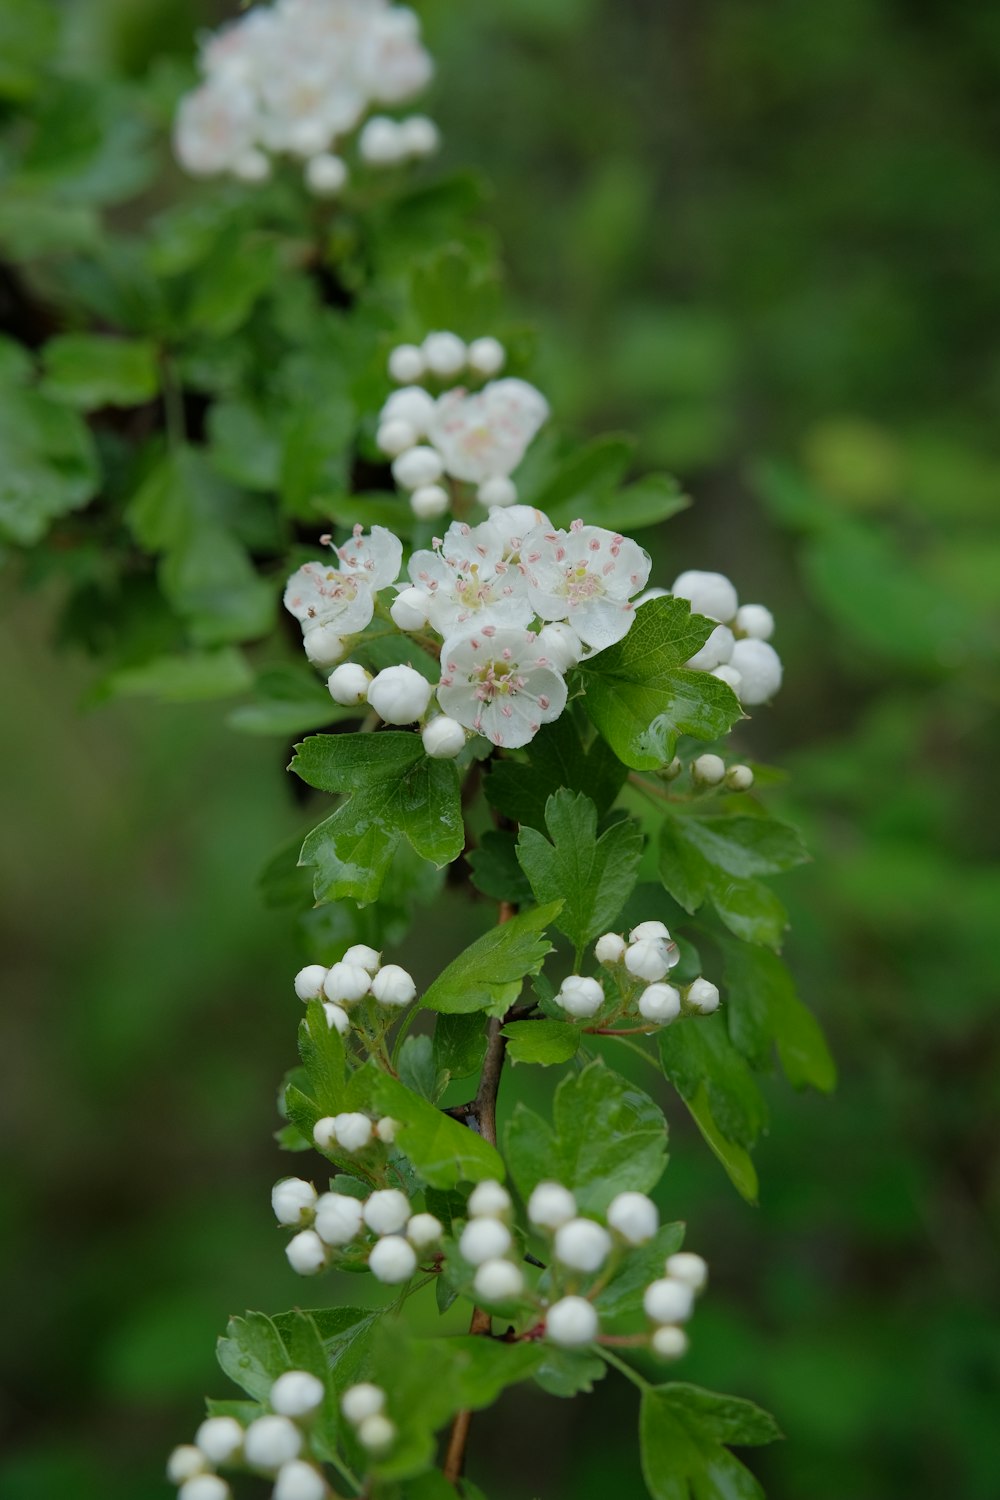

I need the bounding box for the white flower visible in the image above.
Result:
[363,1189,411,1236]
[422,715,466,758]
[315,1191,365,1246]
[422,331,467,377]
[367,663,435,724]
[665,1252,709,1292]
[685,624,735,672]
[392,445,445,490]
[343,943,381,973]
[644,1277,695,1325]
[357,1413,396,1454]
[624,939,671,983]
[368,1234,418,1284]
[332,1112,374,1152]
[607,1192,659,1245]
[459,1218,512,1265]
[389,344,425,383]
[323,961,372,1004]
[341,1382,385,1426]
[243,1414,302,1471]
[294,964,328,1000]
[406,1212,443,1249]
[437,626,568,749]
[361,8,433,105]
[408,520,533,634]
[726,764,755,791]
[692,753,726,786]
[594,933,626,965]
[651,1325,689,1360]
[528,1181,577,1230]
[391,586,431,631]
[305,152,347,196]
[520,521,651,651]
[327,662,371,706]
[729,639,783,705]
[370,963,417,1007]
[467,336,506,376]
[322,1002,350,1035]
[286,1229,327,1276]
[486,504,553,556]
[195,1417,244,1464]
[555,974,604,1018]
[473,1259,524,1302]
[428,379,549,484]
[671,570,738,624]
[272,1178,317,1227]
[174,81,258,176]
[167,1447,207,1484]
[629,921,671,943]
[686,978,720,1014]
[554,1218,612,1273]
[179,1478,230,1500]
[545,1296,599,1348]
[274,1460,328,1500]
[284,526,402,643]
[270,1370,325,1419]
[735,603,774,640]
[478,475,518,507]
[638,983,681,1025]
[467,1180,512,1217]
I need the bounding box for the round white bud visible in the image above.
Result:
[341,1382,385,1426]
[528,1181,577,1230]
[422,715,466,758]
[243,1414,302,1471]
[382,386,436,431]
[665,1252,709,1292]
[536,621,583,671]
[274,1460,327,1500]
[195,1416,244,1464]
[342,944,380,974]
[638,983,682,1025]
[477,475,517,507]
[467,1180,512,1218]
[686,978,720,1015]
[624,940,671,983]
[607,1192,659,1245]
[370,963,417,1007]
[685,624,735,672]
[422,331,467,378]
[312,1117,337,1151]
[293,964,328,1001]
[398,114,440,157]
[287,118,329,160]
[467,337,506,377]
[734,603,775,640]
[167,1447,207,1484]
[459,1217,512,1265]
[332,1112,373,1153]
[272,1178,317,1227]
[368,1234,418,1284]
[729,639,783,705]
[545,1295,599,1348]
[556,974,605,1018]
[234,148,271,183]
[554,1218,613,1273]
[323,961,371,1004]
[634,587,669,606]
[314,1191,365,1247]
[692,754,726,786]
[270,1370,325,1419]
[712,663,742,692]
[388,344,425,383]
[726,764,755,791]
[304,152,347,197]
[651,1325,690,1361]
[671,570,739,624]
[406,1212,443,1249]
[375,1116,399,1144]
[179,1478,230,1500]
[473,1258,524,1302]
[392,445,444,491]
[357,1413,396,1454]
[629,921,671,943]
[322,1002,350,1035]
[391,586,431,631]
[410,483,450,519]
[643,1277,695,1325]
[327,662,372,706]
[363,1189,411,1236]
[367,664,434,724]
[594,932,626,965]
[285,1230,327,1277]
[376,418,418,457]
[358,115,404,166]
[303,624,347,667]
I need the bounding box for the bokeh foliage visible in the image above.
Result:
[1,0,998,1497]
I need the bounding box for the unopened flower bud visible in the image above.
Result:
[322,1002,350,1035]
[359,115,404,166]
[638,983,681,1025]
[274,1460,327,1500]
[327,663,371,706]
[685,624,735,672]
[671,570,738,624]
[725,764,754,791]
[467,1180,511,1218]
[243,1414,302,1471]
[179,1478,230,1500]
[625,940,670,983]
[607,1191,659,1245]
[270,1370,325,1419]
[195,1416,243,1464]
[398,115,440,157]
[312,1117,338,1152]
[303,624,347,667]
[376,418,418,457]
[367,665,434,724]
[304,152,347,197]
[545,1295,598,1347]
[363,1189,411,1236]
[406,1212,443,1249]
[332,1112,373,1152]
[285,1230,327,1277]
[391,586,431,631]
[294,964,328,1001]
[644,1277,695,1325]
[711,663,742,692]
[272,1178,317,1227]
[375,1116,399,1144]
[467,337,506,377]
[234,149,270,183]
[686,978,720,1014]
[422,331,466,377]
[692,754,726,786]
[734,603,775,640]
[315,1191,365,1247]
[554,1218,612,1273]
[477,475,517,507]
[536,621,583,671]
[473,1258,524,1302]
[388,344,425,383]
[556,974,604,1018]
[651,1325,690,1360]
[422,715,466,758]
[392,445,444,491]
[629,921,671,943]
[167,1447,207,1484]
[528,1181,576,1230]
[342,944,380,974]
[323,961,371,1004]
[665,1252,709,1292]
[357,1413,396,1454]
[459,1218,512,1265]
[729,639,782,705]
[410,483,450,519]
[370,963,417,1007]
[368,1234,418,1284]
[341,1383,385,1425]
[594,933,626,965]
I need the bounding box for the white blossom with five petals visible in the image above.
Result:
[520,521,651,651]
[437,627,567,748]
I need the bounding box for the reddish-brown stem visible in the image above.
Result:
[583,1025,657,1037]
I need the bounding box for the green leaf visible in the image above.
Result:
[485,714,626,829]
[580,598,743,770]
[293,734,464,905]
[533,1346,608,1397]
[0,372,99,545]
[530,434,635,526]
[216,1313,287,1403]
[397,1034,448,1103]
[420,902,562,1016]
[506,1058,667,1213]
[227,667,343,737]
[98,648,253,704]
[594,1222,686,1317]
[298,1000,348,1112]
[722,943,836,1092]
[685,1084,759,1205]
[657,1018,767,1199]
[432,1013,487,1080]
[501,1018,581,1066]
[516,790,643,951]
[41,335,159,410]
[640,1383,779,1500]
[467,830,534,906]
[370,1073,506,1187]
[658,811,803,950]
[410,245,502,337]
[599,474,690,532]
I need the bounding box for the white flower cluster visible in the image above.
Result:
[167,1370,328,1500]
[551,921,721,1028]
[644,1252,709,1361]
[690,752,755,790]
[458,1180,527,1305]
[174,0,438,192]
[341,1382,396,1455]
[274,1179,442,1283]
[294,947,417,1035]
[378,334,549,515]
[640,569,782,706]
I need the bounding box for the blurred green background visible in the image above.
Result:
[2,1,999,1496]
